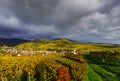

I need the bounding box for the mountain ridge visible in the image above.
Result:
[1,37,120,49]
[0,38,29,46]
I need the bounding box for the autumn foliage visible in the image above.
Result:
[56,66,70,81]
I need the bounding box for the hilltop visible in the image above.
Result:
[16,38,76,50]
[15,38,120,50]
[1,37,120,50]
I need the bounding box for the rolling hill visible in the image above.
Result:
[1,37,120,50]
[15,38,120,50]
[16,38,76,50]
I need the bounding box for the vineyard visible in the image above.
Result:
[0,54,61,81]
[0,48,120,81]
[83,50,120,81]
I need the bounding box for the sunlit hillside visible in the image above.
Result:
[16,38,76,50]
[16,38,120,51]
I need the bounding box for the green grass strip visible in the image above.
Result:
[100,65,120,75]
[89,64,119,81]
[85,64,102,81]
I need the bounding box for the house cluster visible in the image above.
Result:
[0,45,90,56]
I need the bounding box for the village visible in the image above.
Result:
[0,45,90,56]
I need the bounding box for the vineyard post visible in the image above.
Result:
[28,72,31,81]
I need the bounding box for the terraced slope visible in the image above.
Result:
[83,54,120,81]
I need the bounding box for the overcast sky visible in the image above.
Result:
[0,0,120,43]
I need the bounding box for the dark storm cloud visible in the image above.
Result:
[0,0,120,43]
[0,25,29,38]
[11,0,59,24]
[25,32,57,40]
[10,0,106,30]
[100,0,120,13]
